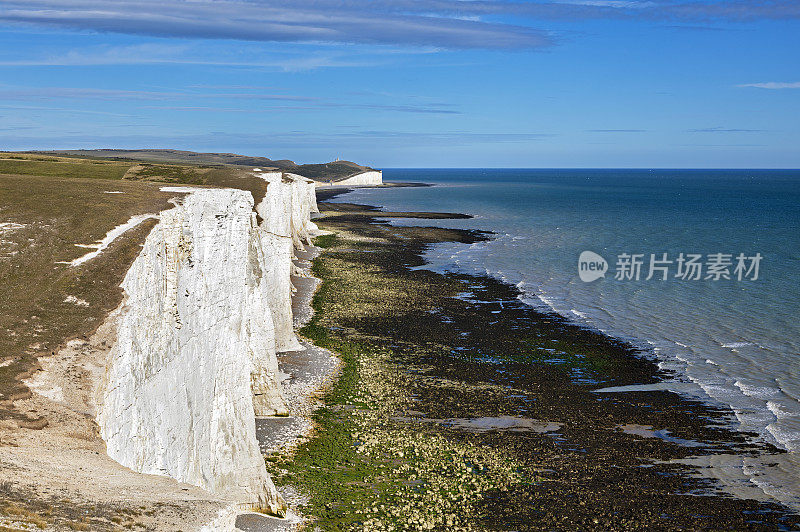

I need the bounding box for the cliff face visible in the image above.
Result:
[95,177,320,515]
[254,172,303,353]
[327,170,383,186]
[282,173,319,249]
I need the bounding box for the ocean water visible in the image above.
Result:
[336,168,800,507]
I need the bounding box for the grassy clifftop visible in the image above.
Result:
[0,153,132,180]
[21,149,376,182]
[289,161,375,181]
[0,151,274,425]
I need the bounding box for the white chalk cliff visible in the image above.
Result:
[323,170,382,186]
[95,174,321,518]
[254,171,318,353]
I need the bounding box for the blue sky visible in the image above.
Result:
[0,1,798,167]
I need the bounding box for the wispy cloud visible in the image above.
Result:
[0,103,137,117]
[1,1,795,52]
[346,103,459,115]
[0,130,556,153]
[587,129,647,132]
[512,0,800,21]
[144,102,461,115]
[687,127,764,133]
[0,86,174,101]
[0,83,461,115]
[659,24,736,32]
[188,85,283,91]
[0,85,316,102]
[737,82,800,89]
[0,43,381,71]
[677,143,767,147]
[0,0,554,50]
[327,130,554,143]
[143,105,317,113]
[0,43,192,66]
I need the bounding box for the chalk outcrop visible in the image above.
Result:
[325,170,383,186]
[95,174,321,518]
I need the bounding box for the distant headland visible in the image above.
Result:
[19,148,382,185]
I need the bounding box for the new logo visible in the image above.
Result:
[578,251,608,282]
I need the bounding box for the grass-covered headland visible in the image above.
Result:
[268,194,800,531]
[0,152,275,425]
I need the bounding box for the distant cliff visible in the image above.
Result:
[317,170,383,186]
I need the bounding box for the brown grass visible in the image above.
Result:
[0,173,179,424]
[0,503,49,529]
[1,484,140,531]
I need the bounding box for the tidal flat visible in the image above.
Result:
[267,190,800,530]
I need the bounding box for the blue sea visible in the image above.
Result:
[336,168,800,508]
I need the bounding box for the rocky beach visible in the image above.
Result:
[266,187,800,530]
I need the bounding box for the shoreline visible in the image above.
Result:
[244,242,343,531]
[268,186,800,529]
[255,243,343,458]
[321,181,800,513]
[355,177,800,514]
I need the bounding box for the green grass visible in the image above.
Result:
[310,233,339,249]
[0,155,132,180]
[292,161,372,182]
[130,164,207,183]
[268,258,378,529]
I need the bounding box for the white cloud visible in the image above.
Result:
[0,43,382,71]
[1,0,796,52]
[0,0,553,49]
[738,82,800,90]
